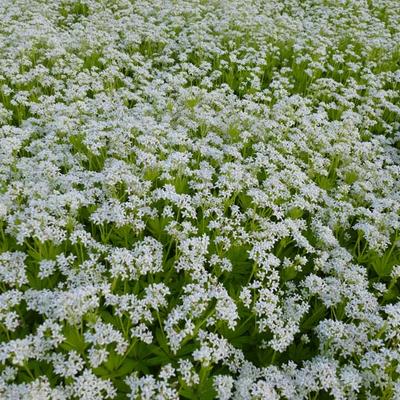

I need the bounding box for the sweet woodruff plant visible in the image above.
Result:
[0,0,399,399]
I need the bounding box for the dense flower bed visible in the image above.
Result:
[0,0,399,398]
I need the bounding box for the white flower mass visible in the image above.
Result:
[0,0,399,398]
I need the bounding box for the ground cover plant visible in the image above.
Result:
[0,0,399,398]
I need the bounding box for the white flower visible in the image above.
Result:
[0,251,27,287]
[38,259,57,279]
[214,375,234,400]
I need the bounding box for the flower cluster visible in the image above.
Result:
[0,0,399,398]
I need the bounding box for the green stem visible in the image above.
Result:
[156,311,166,340]
[271,350,277,364]
[117,338,137,368]
[247,262,257,284]
[180,309,216,348]
[23,363,35,380]
[0,323,10,340]
[237,314,254,332]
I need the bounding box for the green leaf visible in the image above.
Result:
[112,358,137,377]
[225,317,253,339]
[61,324,86,353]
[92,366,109,377]
[238,193,252,209]
[368,247,399,278]
[113,379,130,394]
[301,302,326,331]
[100,310,117,325]
[289,344,313,362]
[383,285,399,302]
[344,171,358,185]
[281,265,298,281]
[288,207,303,219]
[155,328,170,354]
[179,387,196,399]
[226,245,252,278]
[105,350,124,371]
[144,355,170,366]
[176,343,198,357]
[196,377,216,400]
